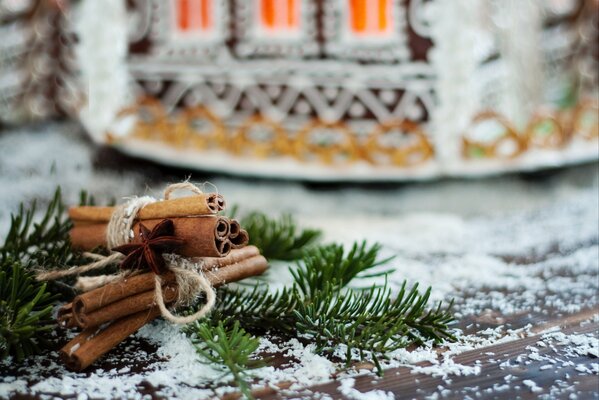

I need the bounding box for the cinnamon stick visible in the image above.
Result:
[227,219,250,249]
[72,255,267,330]
[60,325,97,358]
[202,245,260,269]
[203,255,268,286]
[57,303,77,329]
[69,193,226,224]
[70,216,231,257]
[73,284,178,330]
[71,271,176,318]
[67,253,267,329]
[229,219,241,238]
[60,257,268,371]
[229,229,249,249]
[61,247,260,327]
[61,308,161,371]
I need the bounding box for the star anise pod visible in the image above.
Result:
[112,219,185,275]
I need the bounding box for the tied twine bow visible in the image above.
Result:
[36,182,217,324]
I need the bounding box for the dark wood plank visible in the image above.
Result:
[256,313,599,399]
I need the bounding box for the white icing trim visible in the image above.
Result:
[543,0,579,17]
[0,0,34,17]
[75,0,131,140]
[494,0,544,128]
[127,0,153,42]
[0,20,31,52]
[128,60,436,127]
[113,136,598,182]
[429,0,484,165]
[408,0,433,38]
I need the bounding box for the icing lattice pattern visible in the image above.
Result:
[108,97,597,168]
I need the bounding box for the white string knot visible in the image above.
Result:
[155,255,216,324]
[36,182,218,324]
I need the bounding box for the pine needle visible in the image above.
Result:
[0,259,57,360]
[292,241,394,297]
[0,187,76,360]
[239,212,322,260]
[0,187,73,269]
[205,241,455,375]
[184,321,266,399]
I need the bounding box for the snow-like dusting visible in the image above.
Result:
[0,124,598,398]
[522,379,543,393]
[136,323,223,399]
[338,378,395,400]
[497,330,599,398]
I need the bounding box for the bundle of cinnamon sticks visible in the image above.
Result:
[70,194,248,256]
[58,193,267,371]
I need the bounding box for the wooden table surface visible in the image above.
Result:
[253,241,599,399]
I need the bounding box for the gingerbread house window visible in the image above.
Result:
[323,0,409,62]
[348,0,392,38]
[234,0,318,57]
[144,0,229,59]
[258,0,300,34]
[173,0,213,34]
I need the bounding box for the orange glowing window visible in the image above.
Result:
[175,0,212,32]
[349,0,392,36]
[259,0,299,32]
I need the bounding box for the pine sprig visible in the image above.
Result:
[293,281,455,370]
[204,241,455,374]
[0,188,73,269]
[240,212,322,260]
[210,286,298,334]
[184,321,266,399]
[292,241,394,297]
[0,188,77,360]
[0,259,57,360]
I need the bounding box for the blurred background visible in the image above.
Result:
[0,0,597,224]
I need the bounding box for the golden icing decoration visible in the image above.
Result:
[365,120,434,166]
[462,111,527,159]
[106,96,598,166]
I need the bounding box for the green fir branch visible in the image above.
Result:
[293,280,456,369]
[0,259,57,360]
[202,241,455,374]
[212,286,298,334]
[184,321,267,399]
[292,241,394,297]
[0,188,73,269]
[240,212,322,260]
[0,188,79,360]
[0,185,457,381]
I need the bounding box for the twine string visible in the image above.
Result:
[154,255,216,324]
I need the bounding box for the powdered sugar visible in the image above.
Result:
[338,378,395,400]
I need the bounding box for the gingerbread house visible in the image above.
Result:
[2,0,598,180]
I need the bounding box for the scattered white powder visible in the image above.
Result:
[409,358,482,379]
[338,378,395,400]
[522,379,543,393]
